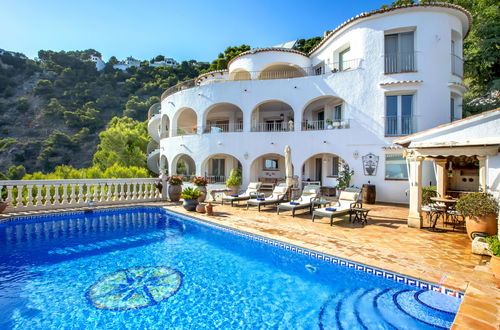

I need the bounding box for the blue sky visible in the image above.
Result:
[1,0,388,62]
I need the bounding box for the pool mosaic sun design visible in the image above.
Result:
[87,266,183,310]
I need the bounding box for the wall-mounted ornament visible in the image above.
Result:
[362,153,379,176]
[353,151,360,159]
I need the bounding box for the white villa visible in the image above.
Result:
[89,54,106,71]
[113,56,141,71]
[147,3,474,204]
[151,57,178,67]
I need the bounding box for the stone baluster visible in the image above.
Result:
[53,184,61,206]
[85,184,92,203]
[78,184,85,204]
[69,183,77,205]
[5,185,14,209]
[33,185,42,207]
[41,184,49,206]
[15,184,23,208]
[60,184,68,205]
[92,183,99,204]
[137,183,143,201]
[99,183,106,202]
[26,185,34,207]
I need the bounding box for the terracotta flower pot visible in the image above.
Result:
[182,199,198,212]
[465,214,498,240]
[0,201,7,214]
[228,185,239,195]
[196,186,207,202]
[491,255,500,279]
[168,185,182,202]
[206,202,214,216]
[196,204,206,213]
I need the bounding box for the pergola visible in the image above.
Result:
[395,108,500,228]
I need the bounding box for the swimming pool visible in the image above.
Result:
[0,206,461,329]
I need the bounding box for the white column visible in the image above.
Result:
[477,155,486,192]
[407,156,424,228]
[434,158,447,197]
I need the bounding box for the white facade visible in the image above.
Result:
[147,3,472,204]
[89,54,106,71]
[113,56,141,71]
[151,58,178,67]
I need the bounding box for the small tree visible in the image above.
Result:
[336,161,354,191]
[226,169,242,187]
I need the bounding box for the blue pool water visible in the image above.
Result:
[0,207,461,329]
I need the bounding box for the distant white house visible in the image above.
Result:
[151,57,178,67]
[0,49,4,56]
[89,54,106,71]
[0,49,27,59]
[113,56,141,71]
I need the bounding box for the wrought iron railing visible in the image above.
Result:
[301,119,350,131]
[203,122,243,133]
[384,52,416,73]
[251,122,294,132]
[384,116,415,136]
[206,175,226,184]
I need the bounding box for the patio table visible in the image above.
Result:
[430,197,457,229]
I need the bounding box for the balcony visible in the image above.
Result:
[177,126,198,136]
[148,103,161,120]
[451,54,464,77]
[301,119,350,131]
[203,122,243,133]
[385,116,415,136]
[161,59,362,101]
[384,52,416,73]
[251,122,293,132]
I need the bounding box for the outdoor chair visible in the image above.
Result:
[222,182,263,207]
[312,189,361,225]
[246,184,288,211]
[277,185,321,217]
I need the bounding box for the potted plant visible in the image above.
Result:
[485,235,500,279]
[225,169,242,195]
[167,175,183,202]
[192,176,208,202]
[180,187,200,211]
[456,192,498,240]
[336,161,354,193]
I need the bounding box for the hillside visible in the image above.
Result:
[0,50,208,176]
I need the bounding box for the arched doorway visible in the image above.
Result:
[301,96,346,131]
[251,100,294,132]
[174,108,197,136]
[301,153,345,187]
[249,153,287,184]
[173,154,196,179]
[203,103,243,133]
[201,153,242,184]
[258,63,306,80]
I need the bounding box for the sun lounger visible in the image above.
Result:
[222,182,263,206]
[277,185,320,217]
[312,190,361,225]
[246,184,288,211]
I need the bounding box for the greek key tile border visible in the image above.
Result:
[166,208,464,299]
[2,205,464,299]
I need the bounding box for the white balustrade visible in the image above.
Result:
[0,178,162,213]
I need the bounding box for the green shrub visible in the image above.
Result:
[180,187,200,200]
[422,186,437,206]
[456,192,499,217]
[485,235,500,257]
[226,169,242,187]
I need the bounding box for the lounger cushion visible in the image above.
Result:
[248,182,261,189]
[339,191,358,202]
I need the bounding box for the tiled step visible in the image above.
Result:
[393,289,457,329]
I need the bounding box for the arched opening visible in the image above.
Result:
[251,100,294,132]
[301,96,347,131]
[250,153,288,186]
[160,114,170,138]
[173,154,196,180]
[258,63,306,80]
[201,153,242,184]
[301,153,346,188]
[203,103,243,133]
[175,108,197,136]
[229,69,251,81]
[159,154,169,174]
